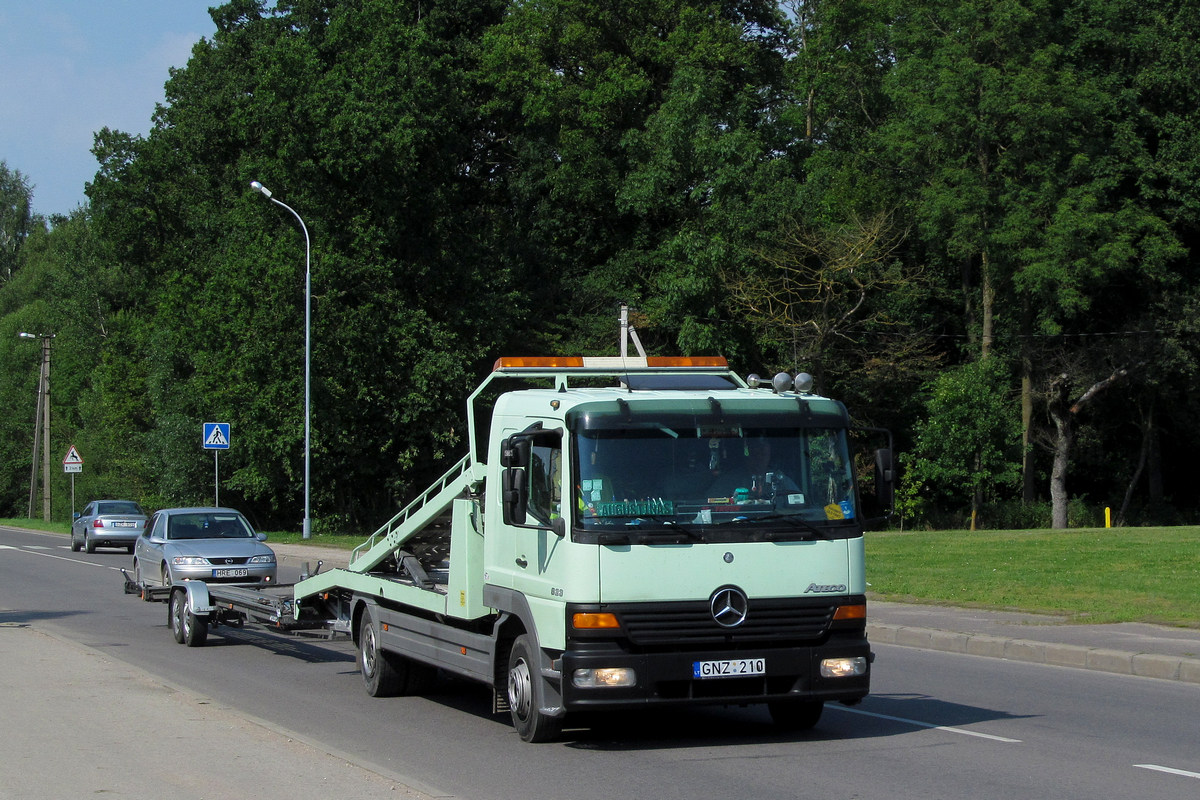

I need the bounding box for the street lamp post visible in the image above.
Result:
[249,181,312,539]
[18,332,54,521]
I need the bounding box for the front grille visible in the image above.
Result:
[204,557,250,565]
[615,599,835,646]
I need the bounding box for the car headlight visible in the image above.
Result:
[172,556,208,566]
[248,554,276,564]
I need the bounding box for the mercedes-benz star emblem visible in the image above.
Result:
[710,586,749,628]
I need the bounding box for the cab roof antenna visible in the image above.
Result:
[619,304,648,359]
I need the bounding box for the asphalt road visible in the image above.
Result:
[3,525,1199,800]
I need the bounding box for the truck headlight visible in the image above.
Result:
[573,668,637,688]
[820,657,867,678]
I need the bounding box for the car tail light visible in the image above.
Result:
[92,519,105,528]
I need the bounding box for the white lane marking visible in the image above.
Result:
[1134,764,1200,780]
[0,545,122,570]
[833,705,1022,743]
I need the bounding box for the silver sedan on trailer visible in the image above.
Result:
[72,500,148,553]
[132,507,277,588]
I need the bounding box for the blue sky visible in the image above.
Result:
[1,2,218,218]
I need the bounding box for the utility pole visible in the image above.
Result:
[19,332,54,521]
[40,334,51,521]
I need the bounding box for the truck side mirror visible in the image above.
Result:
[874,447,895,510]
[502,466,528,526]
[501,436,531,469]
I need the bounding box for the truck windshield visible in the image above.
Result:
[572,411,857,543]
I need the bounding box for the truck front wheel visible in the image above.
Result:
[506,634,562,743]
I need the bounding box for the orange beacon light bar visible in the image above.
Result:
[493,355,729,371]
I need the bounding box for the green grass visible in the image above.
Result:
[866,527,1200,627]
[262,531,362,550]
[0,518,364,549]
[0,518,69,535]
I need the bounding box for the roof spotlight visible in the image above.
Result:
[772,372,793,393]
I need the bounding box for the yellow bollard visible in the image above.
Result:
[1105,507,1111,528]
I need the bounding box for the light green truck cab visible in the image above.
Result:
[294,355,892,743]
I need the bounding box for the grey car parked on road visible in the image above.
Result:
[72,500,148,554]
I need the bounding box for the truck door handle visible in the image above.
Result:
[515,556,528,568]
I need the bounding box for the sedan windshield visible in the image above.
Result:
[167,513,254,540]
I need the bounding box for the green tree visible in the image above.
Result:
[480,0,794,357]
[901,358,1022,527]
[0,162,34,283]
[86,0,517,528]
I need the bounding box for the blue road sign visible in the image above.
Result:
[203,422,231,450]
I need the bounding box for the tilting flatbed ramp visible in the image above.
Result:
[292,455,484,614]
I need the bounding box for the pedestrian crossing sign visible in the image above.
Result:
[203,422,231,450]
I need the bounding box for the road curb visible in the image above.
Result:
[868,623,1200,685]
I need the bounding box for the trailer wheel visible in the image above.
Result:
[170,589,209,647]
[506,634,562,743]
[183,605,208,647]
[169,591,187,643]
[767,700,823,731]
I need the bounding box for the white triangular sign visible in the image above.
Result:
[63,445,83,465]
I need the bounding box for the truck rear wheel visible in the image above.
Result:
[506,634,562,743]
[358,605,435,697]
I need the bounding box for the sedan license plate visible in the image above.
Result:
[212,568,249,578]
[693,658,766,679]
[112,521,136,528]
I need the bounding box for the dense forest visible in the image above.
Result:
[3,0,1199,533]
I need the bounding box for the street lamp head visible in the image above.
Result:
[249,180,273,199]
[18,332,36,339]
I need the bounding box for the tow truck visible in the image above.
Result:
[127,345,893,742]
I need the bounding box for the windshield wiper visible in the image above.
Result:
[716,512,830,540]
[590,514,703,541]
